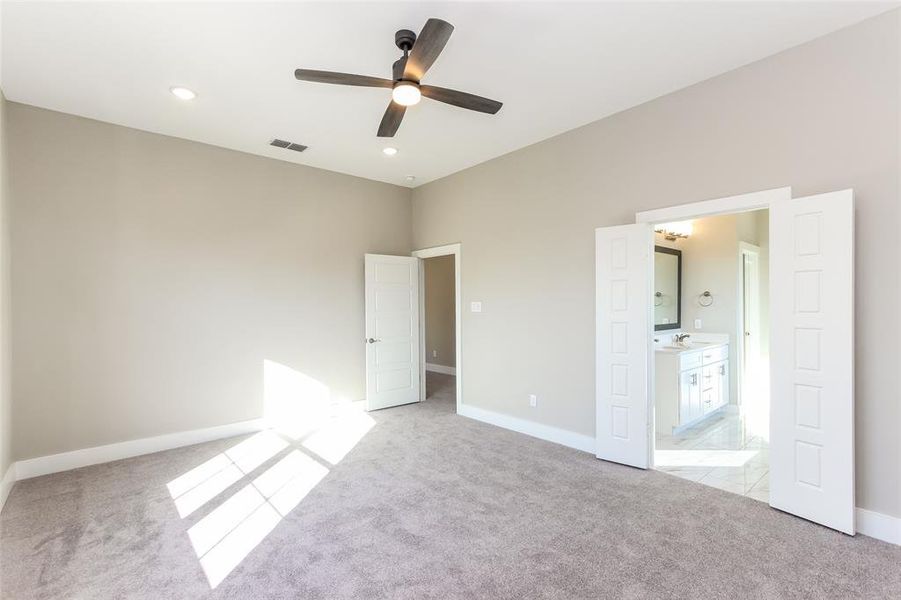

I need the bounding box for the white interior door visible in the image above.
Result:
[596,224,653,468]
[740,244,761,404]
[365,254,421,411]
[770,190,855,534]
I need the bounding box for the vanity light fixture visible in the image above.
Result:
[655,221,693,241]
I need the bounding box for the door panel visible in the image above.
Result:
[595,224,652,468]
[770,190,855,534]
[365,254,420,411]
[702,387,715,415]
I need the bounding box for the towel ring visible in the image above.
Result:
[654,291,663,307]
[698,291,713,307]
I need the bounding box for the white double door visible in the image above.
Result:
[595,190,855,535]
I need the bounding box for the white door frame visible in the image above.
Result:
[737,241,761,409]
[412,243,462,413]
[635,186,791,468]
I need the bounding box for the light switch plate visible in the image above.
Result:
[471,301,482,313]
[694,319,702,329]
[529,394,537,407]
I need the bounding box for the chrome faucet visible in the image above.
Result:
[673,333,691,345]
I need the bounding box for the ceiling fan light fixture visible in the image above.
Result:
[392,81,421,106]
[294,19,501,137]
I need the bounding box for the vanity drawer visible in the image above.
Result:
[679,351,703,371]
[701,345,728,365]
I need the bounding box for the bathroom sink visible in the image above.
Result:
[656,341,715,352]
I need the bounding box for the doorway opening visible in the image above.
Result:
[651,210,771,502]
[423,255,456,404]
[597,187,855,534]
[412,244,462,414]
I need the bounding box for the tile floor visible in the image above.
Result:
[655,411,769,502]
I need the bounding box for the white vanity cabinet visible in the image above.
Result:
[655,342,729,434]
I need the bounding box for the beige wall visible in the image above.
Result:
[0,92,11,480]
[424,255,455,368]
[412,11,900,517]
[9,103,412,460]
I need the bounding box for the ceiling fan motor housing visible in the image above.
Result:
[394,29,416,52]
[392,58,408,81]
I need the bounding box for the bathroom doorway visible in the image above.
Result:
[650,210,770,503]
[596,186,856,534]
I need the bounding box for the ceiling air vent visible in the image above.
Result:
[270,139,307,152]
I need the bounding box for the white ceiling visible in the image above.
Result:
[2,1,896,187]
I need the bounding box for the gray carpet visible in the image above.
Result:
[1,372,899,599]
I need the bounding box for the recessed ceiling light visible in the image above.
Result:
[382,147,398,156]
[170,86,196,100]
[406,175,416,182]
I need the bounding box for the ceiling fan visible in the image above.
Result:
[294,19,503,137]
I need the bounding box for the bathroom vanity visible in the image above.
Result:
[655,341,729,434]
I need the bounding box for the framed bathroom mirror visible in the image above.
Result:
[654,246,681,331]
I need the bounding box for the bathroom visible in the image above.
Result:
[652,209,771,502]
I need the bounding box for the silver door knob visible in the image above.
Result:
[367,338,381,344]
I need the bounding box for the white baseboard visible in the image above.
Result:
[458,404,594,453]
[856,507,901,545]
[0,463,15,513]
[15,418,267,481]
[426,363,456,376]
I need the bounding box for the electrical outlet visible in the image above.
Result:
[694,319,702,329]
[432,350,438,358]
[529,394,537,407]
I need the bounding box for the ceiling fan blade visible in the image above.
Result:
[403,19,454,81]
[294,69,394,88]
[377,101,406,137]
[420,85,503,114]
